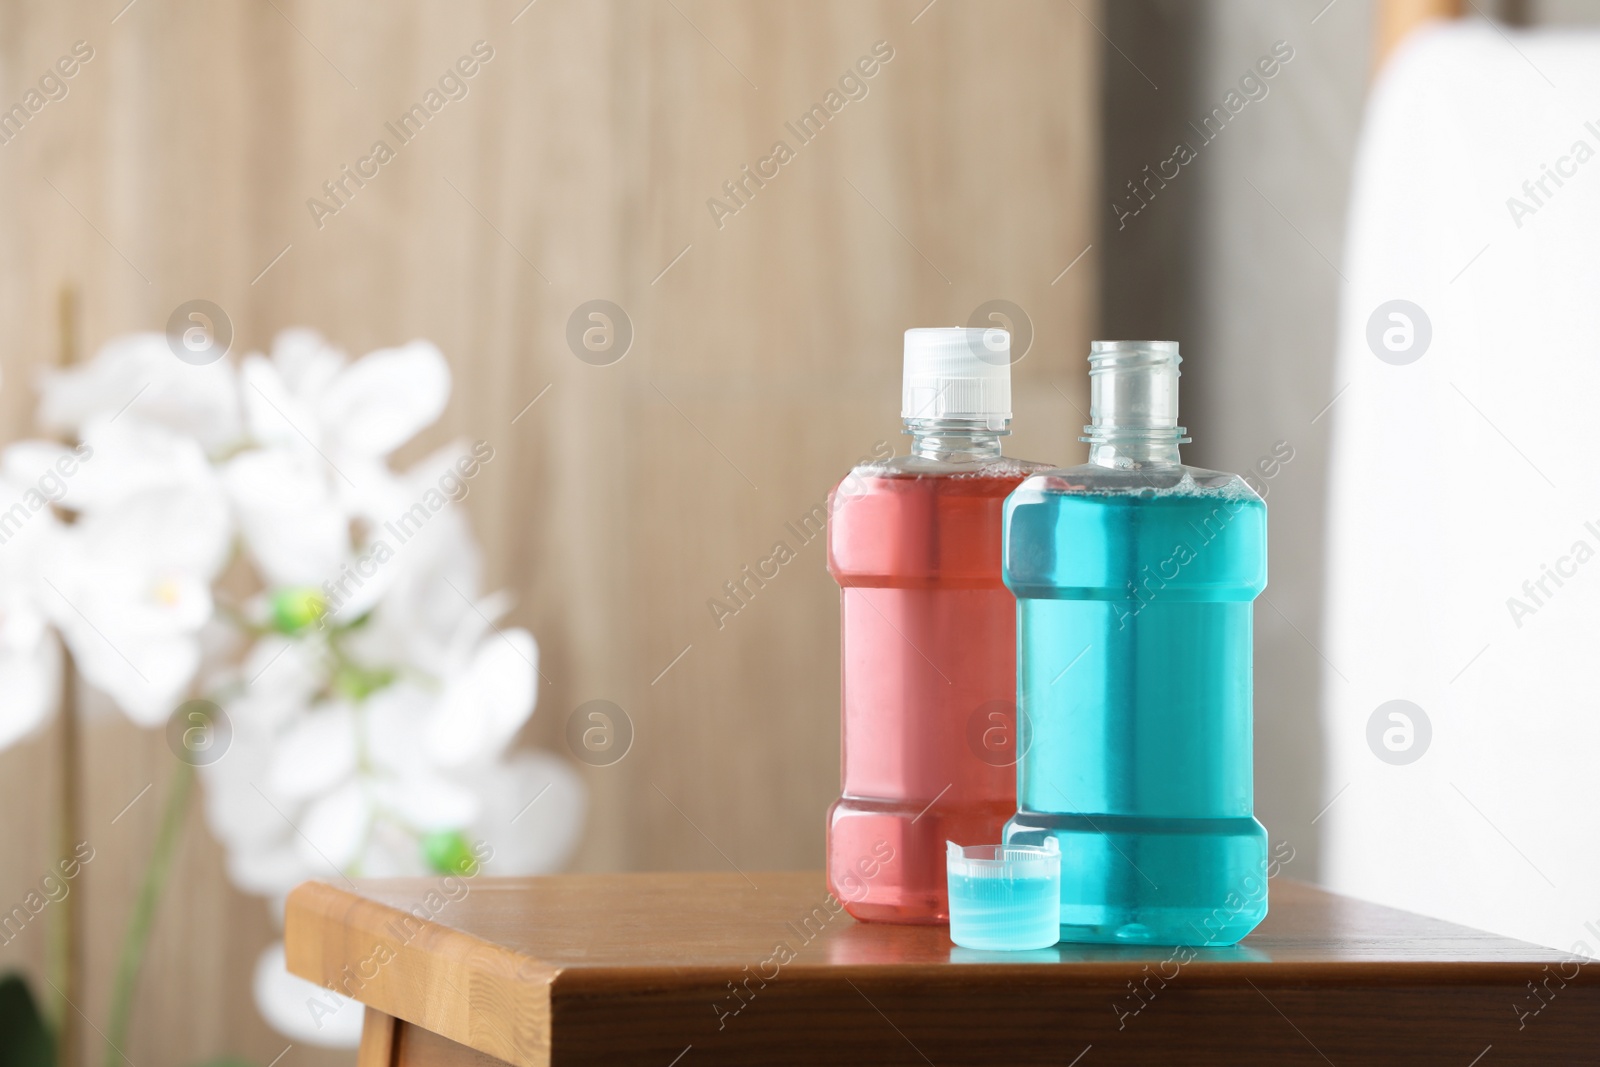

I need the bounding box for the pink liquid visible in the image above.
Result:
[826,466,1033,923]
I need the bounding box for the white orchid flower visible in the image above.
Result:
[237,330,449,526]
[38,332,242,455]
[307,438,490,627]
[248,330,450,462]
[197,638,325,901]
[224,330,452,603]
[0,448,64,749]
[4,326,585,1052]
[206,620,544,899]
[268,687,479,869]
[42,486,230,725]
[228,620,545,894]
[223,446,352,589]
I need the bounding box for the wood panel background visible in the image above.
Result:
[0,0,1097,1062]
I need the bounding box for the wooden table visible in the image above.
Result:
[286,872,1599,1065]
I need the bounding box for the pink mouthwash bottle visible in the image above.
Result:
[826,327,1050,923]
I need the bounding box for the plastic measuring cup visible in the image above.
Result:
[945,839,1061,951]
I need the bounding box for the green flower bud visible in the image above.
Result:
[421,829,479,876]
[270,587,326,634]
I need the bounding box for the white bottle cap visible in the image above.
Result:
[900,327,1012,425]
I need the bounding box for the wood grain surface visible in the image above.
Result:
[0,2,1096,1062]
[288,872,1600,1066]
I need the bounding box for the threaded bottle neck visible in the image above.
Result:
[906,417,1007,461]
[1081,340,1188,468]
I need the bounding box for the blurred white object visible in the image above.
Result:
[1323,22,1600,955]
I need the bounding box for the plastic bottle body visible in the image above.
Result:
[1003,464,1269,945]
[826,452,1046,923]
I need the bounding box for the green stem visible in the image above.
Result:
[51,286,81,1067]
[49,662,79,1067]
[102,760,194,1067]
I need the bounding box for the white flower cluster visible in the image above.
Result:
[0,329,583,1046]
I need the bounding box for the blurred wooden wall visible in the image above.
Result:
[0,0,1096,1062]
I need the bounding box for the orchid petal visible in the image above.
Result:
[269,329,346,396]
[320,341,450,458]
[226,842,307,898]
[240,354,321,453]
[370,774,479,831]
[58,629,199,727]
[39,333,241,452]
[468,752,585,876]
[268,705,358,800]
[36,420,215,513]
[296,779,371,871]
[0,631,59,750]
[426,629,537,767]
[252,942,363,1047]
[224,448,349,586]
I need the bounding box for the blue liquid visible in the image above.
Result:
[947,872,1061,951]
[1002,477,1269,946]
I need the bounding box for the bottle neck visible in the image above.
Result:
[1085,433,1183,469]
[1082,340,1188,470]
[905,417,1007,462]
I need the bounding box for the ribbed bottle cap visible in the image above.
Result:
[901,328,1012,425]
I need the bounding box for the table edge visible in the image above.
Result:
[286,880,557,1067]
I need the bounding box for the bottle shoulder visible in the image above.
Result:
[848,455,1054,480]
[1003,462,1268,598]
[1014,463,1264,503]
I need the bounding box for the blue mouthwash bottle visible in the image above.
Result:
[1002,341,1268,946]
